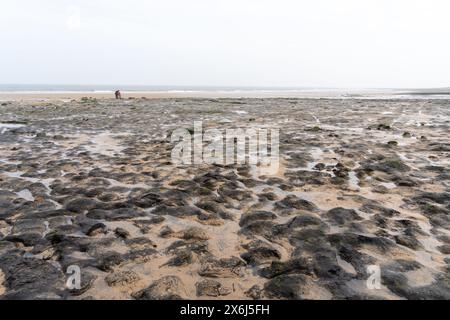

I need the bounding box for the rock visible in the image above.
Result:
[286,170,329,186]
[363,158,410,174]
[333,166,349,178]
[258,192,278,201]
[313,163,326,171]
[196,280,231,297]
[239,211,277,237]
[198,256,245,278]
[273,214,328,236]
[330,176,347,185]
[4,233,43,247]
[240,220,276,237]
[311,249,351,280]
[131,192,162,208]
[218,186,253,201]
[65,198,101,213]
[325,207,362,225]
[289,228,329,251]
[125,237,157,249]
[336,245,376,276]
[384,259,423,273]
[169,179,199,190]
[96,252,124,272]
[437,173,450,181]
[403,132,411,138]
[382,270,450,300]
[132,276,185,300]
[239,211,276,228]
[413,192,450,205]
[259,258,313,279]
[392,176,417,187]
[164,249,193,267]
[437,245,450,254]
[241,241,281,266]
[68,272,97,296]
[245,285,263,300]
[86,208,146,221]
[306,126,322,132]
[105,270,140,287]
[178,227,209,241]
[152,205,202,218]
[159,226,174,238]
[387,140,398,146]
[360,202,399,217]
[21,209,71,220]
[125,248,158,263]
[275,195,319,212]
[264,274,317,300]
[394,235,423,250]
[11,219,46,234]
[77,217,107,236]
[372,185,389,194]
[195,201,222,213]
[328,232,395,253]
[149,216,165,224]
[196,201,233,220]
[114,227,130,239]
[370,123,391,130]
[166,240,208,255]
[0,252,65,299]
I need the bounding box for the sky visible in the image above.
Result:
[0,0,449,88]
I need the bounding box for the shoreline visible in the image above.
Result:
[0,89,415,101]
[1,90,449,101]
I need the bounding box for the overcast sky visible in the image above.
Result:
[1,0,449,88]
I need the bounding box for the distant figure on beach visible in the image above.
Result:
[115,90,122,99]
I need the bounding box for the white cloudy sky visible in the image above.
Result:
[1,0,449,88]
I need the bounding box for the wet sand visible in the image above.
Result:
[0,97,449,300]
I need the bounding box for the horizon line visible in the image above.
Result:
[0,83,448,91]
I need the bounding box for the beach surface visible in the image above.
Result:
[0,97,449,299]
[0,88,432,101]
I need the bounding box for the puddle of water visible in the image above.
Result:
[0,158,21,165]
[43,221,51,236]
[348,171,360,189]
[105,178,149,190]
[336,254,357,275]
[85,133,125,157]
[3,171,54,190]
[379,182,396,189]
[17,189,35,202]
[0,123,25,134]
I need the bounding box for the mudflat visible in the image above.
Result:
[0,97,449,299]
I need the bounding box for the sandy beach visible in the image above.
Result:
[0,96,449,299]
[0,88,414,101]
